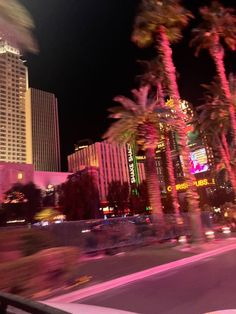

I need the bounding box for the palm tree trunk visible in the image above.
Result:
[158,27,180,101]
[158,26,203,242]
[221,131,230,161]
[157,80,180,214]
[165,132,180,214]
[218,134,236,194]
[144,147,163,222]
[157,81,165,107]
[210,37,236,148]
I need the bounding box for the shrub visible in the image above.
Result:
[20,229,59,256]
[0,247,80,298]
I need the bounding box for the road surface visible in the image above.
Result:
[78,249,236,314]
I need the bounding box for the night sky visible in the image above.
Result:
[19,0,236,171]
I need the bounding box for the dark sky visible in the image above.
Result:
[19,0,236,171]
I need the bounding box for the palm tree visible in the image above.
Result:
[0,0,37,52]
[198,102,236,192]
[137,58,180,214]
[191,1,236,147]
[137,56,166,106]
[103,86,173,221]
[132,0,203,241]
[132,0,192,101]
[197,79,236,194]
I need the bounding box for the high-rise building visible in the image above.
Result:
[68,141,132,202]
[0,41,31,163]
[26,88,60,171]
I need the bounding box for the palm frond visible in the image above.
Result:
[113,96,137,113]
[136,56,166,88]
[191,0,236,54]
[195,77,232,155]
[103,86,179,150]
[132,0,192,46]
[132,86,149,109]
[0,0,37,53]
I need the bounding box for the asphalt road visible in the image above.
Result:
[78,249,236,314]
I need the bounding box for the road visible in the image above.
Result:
[78,249,236,314]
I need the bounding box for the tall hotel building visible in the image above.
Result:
[26,88,60,171]
[0,41,31,163]
[68,142,133,202]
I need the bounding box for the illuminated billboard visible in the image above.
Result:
[190,148,209,174]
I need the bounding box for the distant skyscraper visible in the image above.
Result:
[26,88,60,171]
[0,41,31,163]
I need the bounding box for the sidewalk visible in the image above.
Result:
[43,235,236,302]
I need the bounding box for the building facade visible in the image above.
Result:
[68,142,131,202]
[26,88,60,171]
[0,41,31,163]
[0,161,70,203]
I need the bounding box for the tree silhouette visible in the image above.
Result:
[107,181,129,216]
[59,171,100,220]
[2,182,42,223]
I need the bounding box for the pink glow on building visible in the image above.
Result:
[0,162,71,202]
[0,162,34,202]
[34,171,71,190]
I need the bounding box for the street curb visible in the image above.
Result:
[47,240,236,303]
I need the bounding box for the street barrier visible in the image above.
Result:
[0,292,69,314]
[45,213,213,254]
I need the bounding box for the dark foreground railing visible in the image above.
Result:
[0,292,69,314]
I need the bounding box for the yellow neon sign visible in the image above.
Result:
[167,178,215,192]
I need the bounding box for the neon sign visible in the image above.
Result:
[127,144,136,184]
[190,148,209,174]
[167,178,215,192]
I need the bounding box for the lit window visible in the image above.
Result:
[17,172,23,180]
